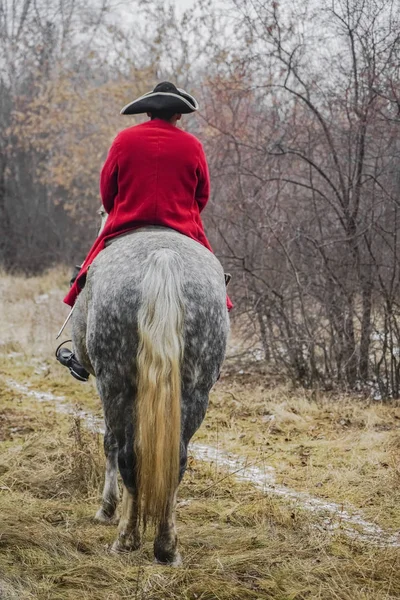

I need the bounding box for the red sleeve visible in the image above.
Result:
[195,144,210,213]
[100,137,120,213]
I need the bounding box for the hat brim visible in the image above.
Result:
[120,89,199,115]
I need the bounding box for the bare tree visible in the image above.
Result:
[200,0,400,396]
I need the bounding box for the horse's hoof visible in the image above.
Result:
[95,508,119,525]
[154,552,182,567]
[110,537,141,554]
[110,540,127,554]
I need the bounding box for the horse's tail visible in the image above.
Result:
[135,249,184,525]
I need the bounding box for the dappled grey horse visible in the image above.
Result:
[71,227,229,564]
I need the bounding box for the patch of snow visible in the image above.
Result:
[252,349,264,361]
[34,294,49,304]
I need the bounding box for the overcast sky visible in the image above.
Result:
[172,0,196,12]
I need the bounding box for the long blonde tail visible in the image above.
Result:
[135,249,184,525]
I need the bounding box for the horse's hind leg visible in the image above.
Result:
[154,489,181,566]
[96,382,141,553]
[153,432,193,565]
[111,485,141,553]
[95,426,119,524]
[153,389,209,565]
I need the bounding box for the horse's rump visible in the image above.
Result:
[77,228,228,367]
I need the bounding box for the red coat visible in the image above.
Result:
[64,119,233,310]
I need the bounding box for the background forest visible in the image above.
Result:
[1,0,400,397]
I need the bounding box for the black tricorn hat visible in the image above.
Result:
[120,81,199,115]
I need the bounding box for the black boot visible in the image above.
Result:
[70,264,83,287]
[56,342,90,382]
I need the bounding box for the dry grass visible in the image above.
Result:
[1,376,400,600]
[200,375,400,531]
[1,269,400,599]
[0,267,71,357]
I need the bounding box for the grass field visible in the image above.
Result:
[0,270,400,599]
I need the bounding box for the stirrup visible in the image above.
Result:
[55,340,90,382]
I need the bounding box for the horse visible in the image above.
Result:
[71,226,229,564]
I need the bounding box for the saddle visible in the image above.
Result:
[70,264,232,289]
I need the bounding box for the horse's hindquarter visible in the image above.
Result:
[73,228,229,386]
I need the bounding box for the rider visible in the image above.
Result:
[57,81,232,381]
